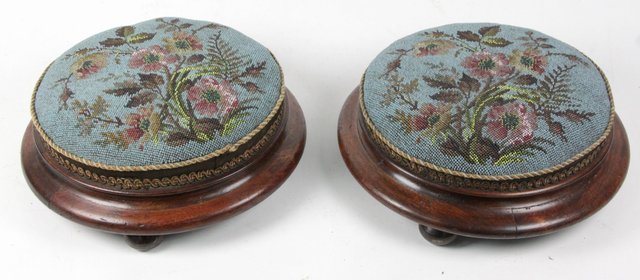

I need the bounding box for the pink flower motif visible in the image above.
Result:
[163,31,203,53]
[462,51,512,78]
[510,48,548,75]
[187,77,239,116]
[71,52,108,79]
[128,45,178,72]
[125,106,160,144]
[125,126,144,142]
[486,102,537,145]
[414,39,456,57]
[413,103,451,135]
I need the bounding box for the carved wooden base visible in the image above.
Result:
[21,91,306,251]
[338,88,629,244]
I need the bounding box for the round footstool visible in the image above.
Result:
[22,17,306,251]
[338,23,628,245]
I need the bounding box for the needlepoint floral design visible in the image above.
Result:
[129,45,178,72]
[48,18,275,152]
[412,103,452,138]
[72,52,109,79]
[188,77,239,116]
[374,25,601,166]
[123,106,161,148]
[462,51,512,78]
[510,48,547,75]
[486,102,537,145]
[163,31,203,53]
[414,39,456,57]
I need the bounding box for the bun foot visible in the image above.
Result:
[419,225,458,246]
[124,235,164,252]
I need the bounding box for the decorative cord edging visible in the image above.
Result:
[363,118,606,192]
[44,110,283,190]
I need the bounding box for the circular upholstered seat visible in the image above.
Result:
[361,23,613,189]
[31,17,285,192]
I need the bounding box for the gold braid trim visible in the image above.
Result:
[30,56,286,172]
[359,57,615,181]
[45,111,283,190]
[363,119,606,192]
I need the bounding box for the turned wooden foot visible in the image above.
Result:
[124,235,164,252]
[419,225,458,246]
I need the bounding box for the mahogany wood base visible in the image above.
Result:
[338,88,629,244]
[21,92,306,251]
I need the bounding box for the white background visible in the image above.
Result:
[1,0,638,279]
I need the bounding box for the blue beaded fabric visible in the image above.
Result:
[362,23,613,179]
[32,18,284,171]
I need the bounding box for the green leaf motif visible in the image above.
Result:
[71,96,112,136]
[206,31,250,80]
[222,113,250,136]
[91,96,109,117]
[127,32,156,44]
[494,150,535,166]
[481,37,512,47]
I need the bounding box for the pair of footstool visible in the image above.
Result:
[22,18,628,250]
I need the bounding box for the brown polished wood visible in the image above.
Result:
[21,90,306,250]
[338,87,629,243]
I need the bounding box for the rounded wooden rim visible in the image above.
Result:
[21,92,306,236]
[339,89,628,238]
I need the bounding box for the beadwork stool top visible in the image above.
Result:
[32,17,284,171]
[361,23,613,180]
